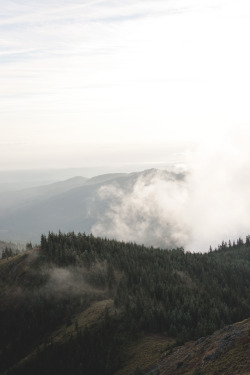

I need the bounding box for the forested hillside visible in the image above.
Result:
[0,232,250,374]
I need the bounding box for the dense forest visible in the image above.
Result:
[0,232,250,374]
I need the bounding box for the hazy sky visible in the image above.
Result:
[1,0,250,170]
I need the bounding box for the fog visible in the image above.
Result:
[1,139,250,252]
[91,144,250,252]
[45,263,109,297]
[92,168,190,250]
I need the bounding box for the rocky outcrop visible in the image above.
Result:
[144,319,250,374]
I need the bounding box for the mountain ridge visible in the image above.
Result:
[0,233,250,374]
[0,168,186,246]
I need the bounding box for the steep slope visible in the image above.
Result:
[1,233,250,375]
[0,248,117,375]
[144,318,250,375]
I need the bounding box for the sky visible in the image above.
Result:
[1,0,250,170]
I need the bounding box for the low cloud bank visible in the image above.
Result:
[92,169,190,249]
[92,145,250,252]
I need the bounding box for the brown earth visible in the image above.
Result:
[144,319,250,375]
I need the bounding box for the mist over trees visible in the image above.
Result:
[1,231,250,374]
[41,232,250,337]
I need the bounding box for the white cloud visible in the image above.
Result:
[91,141,250,252]
[92,169,191,248]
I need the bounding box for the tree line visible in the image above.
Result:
[1,231,250,374]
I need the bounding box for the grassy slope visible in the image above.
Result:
[115,334,175,375]
[13,299,115,371]
[0,252,109,372]
[0,252,175,375]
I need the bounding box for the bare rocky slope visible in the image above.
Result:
[144,319,250,375]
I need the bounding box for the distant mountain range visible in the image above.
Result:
[0,169,186,245]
